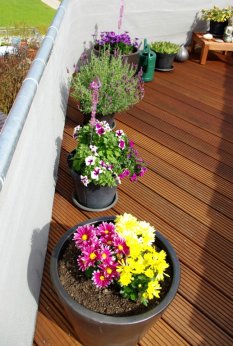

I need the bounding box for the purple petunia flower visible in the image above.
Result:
[80,175,89,186]
[115,129,124,137]
[130,173,138,182]
[91,167,102,180]
[119,139,125,150]
[85,155,96,166]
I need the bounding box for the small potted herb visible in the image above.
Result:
[201,6,233,37]
[150,41,180,71]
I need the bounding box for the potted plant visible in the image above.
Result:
[93,31,140,66]
[71,51,144,127]
[150,41,180,71]
[201,5,233,37]
[50,213,180,346]
[68,112,147,211]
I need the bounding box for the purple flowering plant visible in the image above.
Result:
[71,50,144,117]
[94,31,139,55]
[71,119,147,187]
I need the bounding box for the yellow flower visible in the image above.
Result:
[117,263,133,286]
[146,280,161,300]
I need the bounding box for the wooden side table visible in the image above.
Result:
[191,32,233,64]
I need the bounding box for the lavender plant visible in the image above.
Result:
[71,51,144,116]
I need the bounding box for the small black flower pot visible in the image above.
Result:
[68,152,118,211]
[209,20,228,37]
[154,52,176,71]
[50,216,180,346]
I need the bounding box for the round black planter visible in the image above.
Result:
[68,152,118,210]
[209,20,228,37]
[50,216,180,346]
[93,45,140,67]
[154,52,176,71]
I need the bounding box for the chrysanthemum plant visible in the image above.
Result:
[73,213,169,306]
[70,79,147,187]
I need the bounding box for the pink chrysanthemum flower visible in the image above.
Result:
[82,245,100,267]
[77,255,88,271]
[97,222,116,237]
[99,262,119,280]
[99,246,114,263]
[92,271,112,288]
[73,225,95,248]
[113,237,130,256]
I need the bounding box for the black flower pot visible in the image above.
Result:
[93,45,140,67]
[154,52,176,71]
[209,20,228,37]
[50,216,180,346]
[68,152,118,211]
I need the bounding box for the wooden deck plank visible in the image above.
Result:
[34,55,233,345]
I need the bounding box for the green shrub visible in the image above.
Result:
[201,6,233,22]
[0,51,32,114]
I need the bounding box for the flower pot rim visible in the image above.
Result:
[50,216,180,325]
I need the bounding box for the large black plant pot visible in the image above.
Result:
[209,20,228,37]
[50,216,180,346]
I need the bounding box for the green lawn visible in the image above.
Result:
[0,0,56,33]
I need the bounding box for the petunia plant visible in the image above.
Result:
[71,120,147,187]
[73,213,170,306]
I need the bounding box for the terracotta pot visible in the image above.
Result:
[50,216,180,346]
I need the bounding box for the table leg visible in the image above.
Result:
[200,45,209,64]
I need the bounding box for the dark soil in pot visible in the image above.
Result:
[58,239,172,316]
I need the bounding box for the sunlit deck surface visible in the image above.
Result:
[34,51,233,346]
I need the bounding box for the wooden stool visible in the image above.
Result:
[191,32,233,64]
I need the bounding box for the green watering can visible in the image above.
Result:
[139,39,156,82]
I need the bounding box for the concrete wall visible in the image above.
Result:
[0,0,228,344]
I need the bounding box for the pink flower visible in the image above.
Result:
[130,173,138,182]
[115,129,124,137]
[138,166,148,177]
[82,245,100,267]
[73,224,96,248]
[99,246,114,263]
[113,237,130,256]
[129,140,134,148]
[95,123,105,135]
[99,262,119,280]
[92,271,112,288]
[85,155,96,166]
[91,167,102,180]
[119,139,125,150]
[80,175,89,186]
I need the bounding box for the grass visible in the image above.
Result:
[0,0,56,34]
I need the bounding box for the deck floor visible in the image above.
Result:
[34,51,233,346]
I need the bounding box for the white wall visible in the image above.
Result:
[0,0,228,344]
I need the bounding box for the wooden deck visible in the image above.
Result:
[34,51,233,346]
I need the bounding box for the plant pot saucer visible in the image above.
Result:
[155,66,174,72]
[72,191,118,212]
